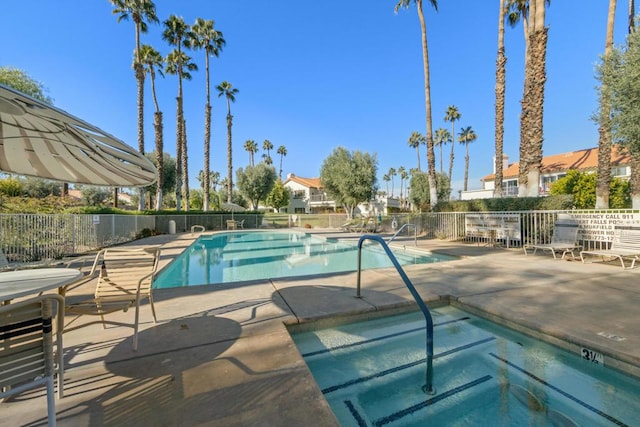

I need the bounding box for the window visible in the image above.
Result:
[292,190,306,199]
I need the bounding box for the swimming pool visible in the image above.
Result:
[153,231,455,289]
[291,305,640,426]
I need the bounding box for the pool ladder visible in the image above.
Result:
[356,234,435,395]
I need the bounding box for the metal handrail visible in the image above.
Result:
[355,234,435,395]
[387,223,417,246]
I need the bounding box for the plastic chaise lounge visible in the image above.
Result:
[523,221,581,260]
[580,225,640,269]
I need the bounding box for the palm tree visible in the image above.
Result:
[398,166,406,205]
[595,0,617,208]
[139,44,164,210]
[162,15,191,211]
[244,139,258,166]
[383,173,391,195]
[494,0,508,198]
[109,0,158,210]
[277,145,287,180]
[216,81,239,203]
[190,18,225,212]
[388,167,397,197]
[164,48,197,210]
[400,168,410,207]
[434,128,451,174]
[395,0,439,207]
[509,0,550,196]
[458,126,477,192]
[262,140,274,165]
[408,131,425,171]
[444,105,461,188]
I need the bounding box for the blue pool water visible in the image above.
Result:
[291,306,640,426]
[154,231,455,289]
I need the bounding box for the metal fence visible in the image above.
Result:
[2,209,638,266]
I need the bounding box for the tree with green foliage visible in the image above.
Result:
[143,152,175,210]
[550,170,630,209]
[0,67,53,103]
[79,186,111,207]
[236,163,277,210]
[217,81,239,203]
[598,19,640,207]
[409,171,450,211]
[0,177,23,197]
[320,147,377,219]
[110,0,159,210]
[266,180,290,212]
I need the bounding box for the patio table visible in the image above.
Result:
[0,268,82,399]
[0,268,83,303]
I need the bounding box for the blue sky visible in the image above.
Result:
[1,1,632,197]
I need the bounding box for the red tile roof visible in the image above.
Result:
[483,145,630,181]
[283,174,323,189]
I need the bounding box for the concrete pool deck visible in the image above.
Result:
[3,229,640,426]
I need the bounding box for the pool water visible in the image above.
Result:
[153,231,455,288]
[291,306,639,426]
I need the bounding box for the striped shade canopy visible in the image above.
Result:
[0,84,157,187]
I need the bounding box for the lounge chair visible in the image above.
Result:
[523,220,581,260]
[1,294,65,424]
[65,246,160,351]
[580,225,640,269]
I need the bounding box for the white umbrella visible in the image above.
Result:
[221,202,245,220]
[0,84,156,187]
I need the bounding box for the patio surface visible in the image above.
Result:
[3,229,640,426]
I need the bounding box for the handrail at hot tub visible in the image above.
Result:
[355,234,435,395]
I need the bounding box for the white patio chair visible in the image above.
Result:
[1,293,65,426]
[523,220,581,260]
[65,246,160,351]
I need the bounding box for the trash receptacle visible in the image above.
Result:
[168,220,176,235]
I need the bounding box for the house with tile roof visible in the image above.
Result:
[461,145,631,200]
[282,173,401,215]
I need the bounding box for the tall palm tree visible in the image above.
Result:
[388,167,397,197]
[162,15,192,211]
[164,48,197,210]
[408,131,425,171]
[434,128,451,174]
[139,44,164,210]
[110,0,158,210]
[595,0,617,208]
[244,139,258,166]
[398,166,406,205]
[277,145,287,180]
[216,81,239,203]
[400,168,410,207]
[509,0,550,196]
[383,173,391,195]
[629,0,635,33]
[444,105,461,188]
[494,0,508,198]
[458,126,477,192]
[395,0,439,207]
[190,18,225,212]
[262,140,274,165]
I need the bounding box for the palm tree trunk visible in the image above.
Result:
[596,0,618,208]
[631,151,640,208]
[226,112,233,203]
[494,0,506,198]
[175,95,183,211]
[182,118,189,211]
[416,146,421,171]
[448,121,455,189]
[204,103,212,211]
[416,0,438,207]
[464,145,470,192]
[136,63,146,211]
[154,111,164,211]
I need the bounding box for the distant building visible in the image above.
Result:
[461,145,631,200]
[281,173,400,215]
